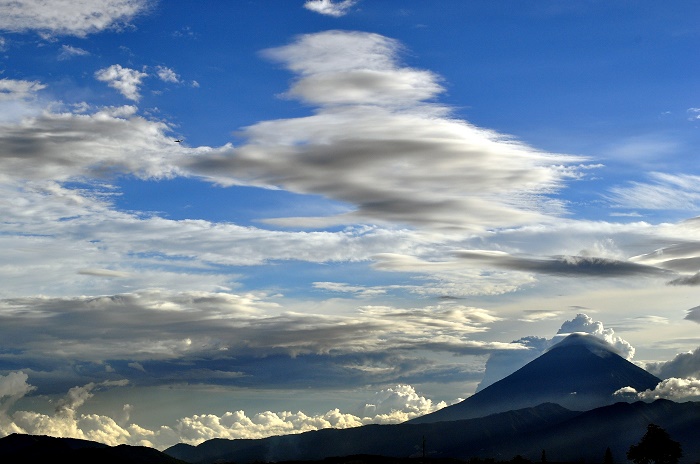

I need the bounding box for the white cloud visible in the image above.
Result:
[0,104,181,181]
[0,376,445,450]
[607,173,700,211]
[303,0,357,17]
[556,313,635,359]
[156,66,180,84]
[0,0,151,37]
[0,78,46,101]
[95,64,148,101]
[58,44,90,60]
[313,281,387,297]
[645,346,700,379]
[614,377,700,402]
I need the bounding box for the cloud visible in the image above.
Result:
[156,66,180,84]
[0,372,35,415]
[645,345,700,379]
[614,377,700,402]
[0,78,46,101]
[556,313,635,358]
[187,31,588,232]
[0,104,181,181]
[668,272,700,286]
[607,173,700,211]
[95,65,149,101]
[58,44,90,60]
[475,313,634,392]
[304,0,357,17]
[686,306,700,322]
[0,0,151,37]
[0,289,517,396]
[0,375,445,450]
[454,250,671,278]
[313,281,387,297]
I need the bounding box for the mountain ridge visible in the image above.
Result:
[164,399,700,464]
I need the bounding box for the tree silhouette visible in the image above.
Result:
[603,446,614,464]
[627,423,682,464]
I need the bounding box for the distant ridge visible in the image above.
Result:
[409,333,661,424]
[0,433,187,463]
[164,399,700,464]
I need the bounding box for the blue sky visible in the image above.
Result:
[1,0,700,451]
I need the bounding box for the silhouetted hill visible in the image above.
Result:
[166,400,700,464]
[0,432,188,463]
[165,403,577,463]
[410,333,661,424]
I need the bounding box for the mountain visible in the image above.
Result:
[165,399,700,464]
[409,333,661,424]
[0,433,188,463]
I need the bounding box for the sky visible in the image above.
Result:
[0,0,700,451]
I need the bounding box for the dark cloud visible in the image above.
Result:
[454,250,671,278]
[668,272,700,286]
[0,292,513,393]
[685,305,700,322]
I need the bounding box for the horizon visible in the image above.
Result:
[0,0,699,452]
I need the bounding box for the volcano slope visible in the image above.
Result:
[409,333,661,424]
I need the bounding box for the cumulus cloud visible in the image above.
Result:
[556,313,635,358]
[0,372,35,415]
[156,66,180,83]
[304,0,357,17]
[187,30,588,232]
[95,64,148,101]
[614,377,700,403]
[0,375,444,450]
[645,345,700,379]
[0,0,151,37]
[476,313,634,392]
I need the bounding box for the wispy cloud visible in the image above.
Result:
[607,173,700,211]
[58,44,90,60]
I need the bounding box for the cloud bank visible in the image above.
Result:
[0,372,444,450]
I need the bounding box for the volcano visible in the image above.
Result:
[409,333,661,424]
